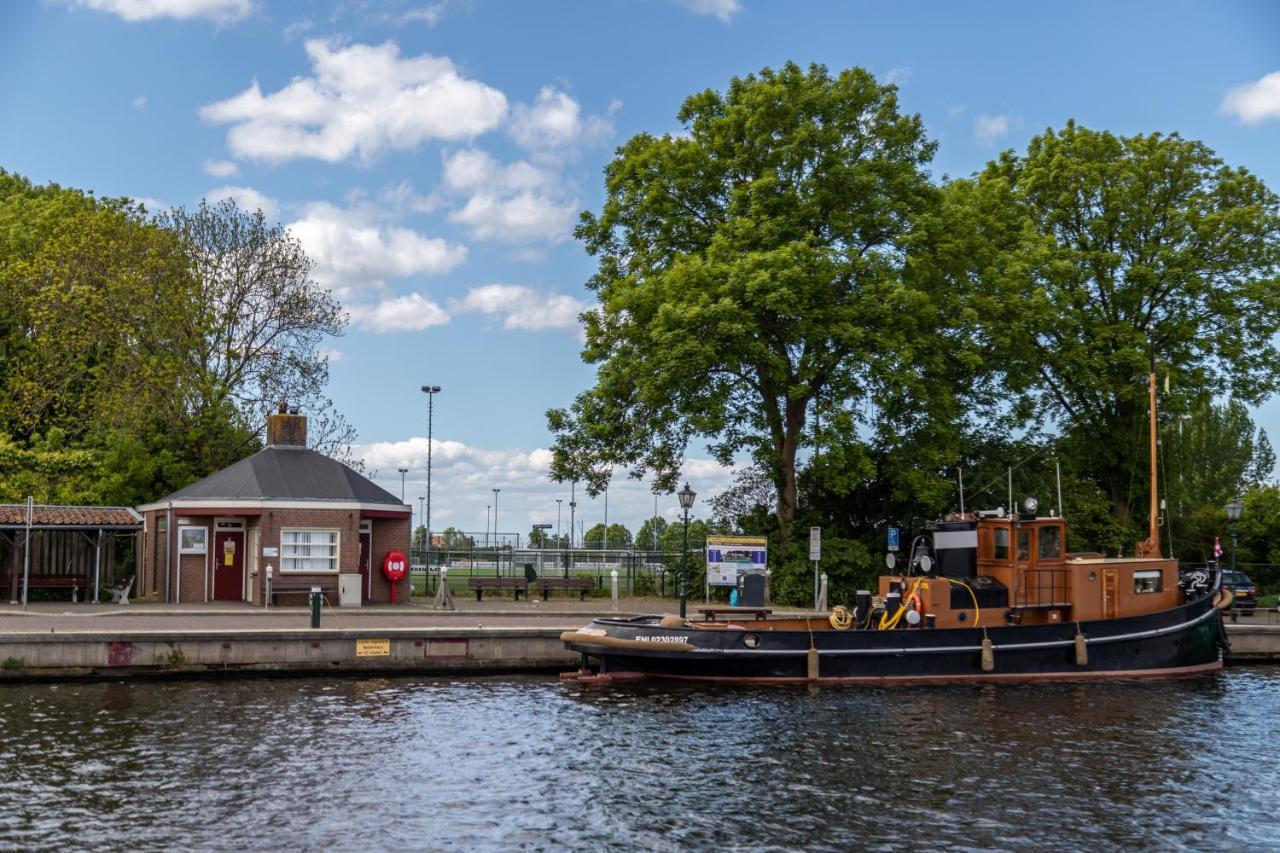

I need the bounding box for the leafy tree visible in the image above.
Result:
[548,63,944,551]
[440,527,474,548]
[963,122,1280,529]
[155,199,351,468]
[635,516,669,551]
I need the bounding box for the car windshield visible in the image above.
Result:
[1225,572,1253,586]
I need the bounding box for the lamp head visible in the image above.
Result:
[678,482,696,510]
[1226,498,1244,522]
[420,385,441,394]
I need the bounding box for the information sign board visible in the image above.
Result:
[705,535,767,586]
[809,527,821,561]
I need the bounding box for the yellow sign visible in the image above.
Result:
[356,638,391,657]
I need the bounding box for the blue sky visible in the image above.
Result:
[2,0,1278,540]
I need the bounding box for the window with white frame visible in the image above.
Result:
[280,529,340,573]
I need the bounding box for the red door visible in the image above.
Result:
[213,530,244,601]
[359,528,372,602]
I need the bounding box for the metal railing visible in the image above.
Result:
[409,546,694,598]
[1014,568,1071,609]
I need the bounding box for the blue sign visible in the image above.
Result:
[887,526,900,552]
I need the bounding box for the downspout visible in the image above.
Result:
[166,501,173,603]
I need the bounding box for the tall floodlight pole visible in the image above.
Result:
[603,485,609,553]
[556,499,563,546]
[493,488,501,548]
[569,481,577,549]
[398,468,408,501]
[420,386,441,583]
[486,505,491,547]
[678,482,697,618]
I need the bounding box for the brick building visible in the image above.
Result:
[136,410,410,605]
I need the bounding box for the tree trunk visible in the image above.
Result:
[772,397,808,551]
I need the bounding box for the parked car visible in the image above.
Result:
[1221,570,1258,616]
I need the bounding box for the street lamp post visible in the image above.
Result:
[397,468,408,501]
[417,495,425,566]
[493,487,501,573]
[420,385,440,589]
[678,482,697,618]
[1226,497,1244,622]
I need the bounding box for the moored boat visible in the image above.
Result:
[562,373,1231,685]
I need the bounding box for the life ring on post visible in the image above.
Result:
[906,591,925,627]
[382,551,408,603]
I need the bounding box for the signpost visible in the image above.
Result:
[810,527,821,608]
[705,535,767,604]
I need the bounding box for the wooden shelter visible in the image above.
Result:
[0,503,143,603]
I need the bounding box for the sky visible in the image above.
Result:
[1,0,1279,542]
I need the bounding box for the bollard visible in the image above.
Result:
[310,586,322,628]
[610,569,619,612]
[817,573,828,612]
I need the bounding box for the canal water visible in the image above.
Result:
[1,669,1278,851]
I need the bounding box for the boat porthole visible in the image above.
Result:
[744,635,760,648]
[1088,571,1097,581]
[957,612,967,622]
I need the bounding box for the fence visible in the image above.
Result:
[410,546,700,598]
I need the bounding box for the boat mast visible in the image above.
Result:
[1136,370,1160,558]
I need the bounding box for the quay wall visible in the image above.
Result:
[1222,624,1280,662]
[0,627,577,681]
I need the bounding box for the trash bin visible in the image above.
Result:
[740,572,766,608]
[524,562,538,583]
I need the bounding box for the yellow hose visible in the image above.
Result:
[879,578,924,631]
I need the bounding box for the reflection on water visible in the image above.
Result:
[1,669,1277,850]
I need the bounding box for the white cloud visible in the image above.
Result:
[352,435,735,535]
[203,158,239,177]
[452,284,587,331]
[884,67,910,85]
[205,185,280,220]
[130,196,169,213]
[67,0,252,22]
[948,104,967,119]
[288,201,467,294]
[347,293,450,333]
[510,86,613,150]
[402,3,445,25]
[974,113,1012,145]
[132,95,147,109]
[319,347,345,363]
[379,179,440,213]
[1221,71,1280,125]
[199,39,508,163]
[673,0,741,23]
[441,148,577,243]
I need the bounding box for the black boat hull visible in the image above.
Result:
[563,593,1226,685]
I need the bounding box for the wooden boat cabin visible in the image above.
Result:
[877,509,1181,629]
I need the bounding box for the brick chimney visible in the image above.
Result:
[267,404,307,447]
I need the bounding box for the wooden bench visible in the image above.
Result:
[1,573,90,599]
[468,577,527,601]
[269,575,339,605]
[534,577,594,600]
[697,606,772,622]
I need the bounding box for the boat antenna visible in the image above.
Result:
[958,468,965,515]
[1055,459,1063,518]
[1007,467,1013,518]
[1136,367,1160,558]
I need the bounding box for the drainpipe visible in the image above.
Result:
[165,501,173,603]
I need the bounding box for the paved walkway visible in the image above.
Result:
[0,595,815,635]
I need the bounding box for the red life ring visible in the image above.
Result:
[382,551,408,603]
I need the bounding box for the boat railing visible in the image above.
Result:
[1015,568,1072,609]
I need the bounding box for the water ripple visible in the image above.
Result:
[0,670,1277,850]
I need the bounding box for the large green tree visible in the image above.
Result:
[962,123,1280,528]
[548,63,948,549]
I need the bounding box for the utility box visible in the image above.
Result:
[741,572,767,608]
[338,574,362,607]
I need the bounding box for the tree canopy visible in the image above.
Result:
[548,62,951,549]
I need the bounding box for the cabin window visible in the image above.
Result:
[993,528,1009,560]
[1017,529,1031,561]
[1038,526,1062,559]
[280,529,340,573]
[1133,570,1163,594]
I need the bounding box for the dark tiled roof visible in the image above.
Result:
[161,446,401,505]
[0,505,142,528]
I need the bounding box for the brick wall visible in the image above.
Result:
[368,515,411,604]
[256,508,362,603]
